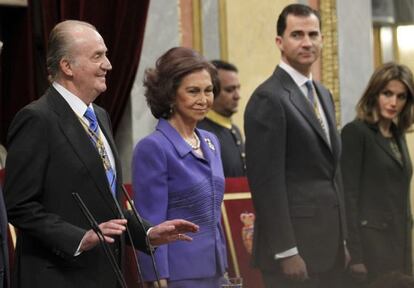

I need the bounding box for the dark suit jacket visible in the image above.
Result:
[341,120,412,277]
[0,186,9,288]
[244,66,346,274]
[4,87,151,288]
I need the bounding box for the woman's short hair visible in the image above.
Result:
[144,47,218,119]
[356,62,414,132]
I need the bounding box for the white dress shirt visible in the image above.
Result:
[52,82,116,174]
[52,82,118,255]
[279,61,331,146]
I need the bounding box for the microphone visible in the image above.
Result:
[120,185,162,288]
[72,193,128,288]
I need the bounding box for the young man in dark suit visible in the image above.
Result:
[244,4,348,288]
[3,20,198,288]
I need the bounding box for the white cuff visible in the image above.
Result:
[275,247,298,260]
[74,237,84,256]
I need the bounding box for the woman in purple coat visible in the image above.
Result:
[132,47,227,288]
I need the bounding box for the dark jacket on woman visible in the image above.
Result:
[341,119,412,278]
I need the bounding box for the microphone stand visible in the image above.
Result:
[120,185,162,288]
[109,189,145,288]
[72,193,128,288]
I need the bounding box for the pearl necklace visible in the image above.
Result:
[185,132,201,150]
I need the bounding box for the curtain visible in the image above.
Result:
[0,0,150,143]
[0,6,37,145]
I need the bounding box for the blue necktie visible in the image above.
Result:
[84,107,117,196]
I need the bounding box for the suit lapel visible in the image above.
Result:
[157,119,192,158]
[157,119,212,163]
[314,82,340,159]
[369,124,405,168]
[46,88,119,216]
[276,68,332,151]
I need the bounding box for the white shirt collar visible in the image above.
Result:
[52,82,117,170]
[52,82,94,118]
[279,60,312,88]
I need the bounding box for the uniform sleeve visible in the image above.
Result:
[340,122,365,264]
[132,136,169,281]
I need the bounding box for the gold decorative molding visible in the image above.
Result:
[320,0,341,126]
[218,0,228,60]
[221,203,240,276]
[221,191,252,276]
[373,27,382,68]
[192,0,203,53]
[223,192,251,200]
[392,26,399,63]
[0,0,27,6]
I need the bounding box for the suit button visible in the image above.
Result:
[361,220,368,226]
[114,248,119,255]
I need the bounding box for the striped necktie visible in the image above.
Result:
[84,107,117,196]
[305,81,331,146]
[305,80,316,106]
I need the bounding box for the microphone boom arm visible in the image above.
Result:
[120,185,162,288]
[72,193,128,288]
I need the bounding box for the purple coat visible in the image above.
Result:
[132,119,227,282]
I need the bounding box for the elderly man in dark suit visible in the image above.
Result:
[4,20,198,288]
[244,4,348,288]
[0,186,9,288]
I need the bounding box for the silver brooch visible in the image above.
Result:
[204,138,215,151]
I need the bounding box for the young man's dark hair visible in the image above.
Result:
[276,3,321,36]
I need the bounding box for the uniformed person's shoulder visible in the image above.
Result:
[197,117,219,131]
[231,123,242,136]
[197,128,219,142]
